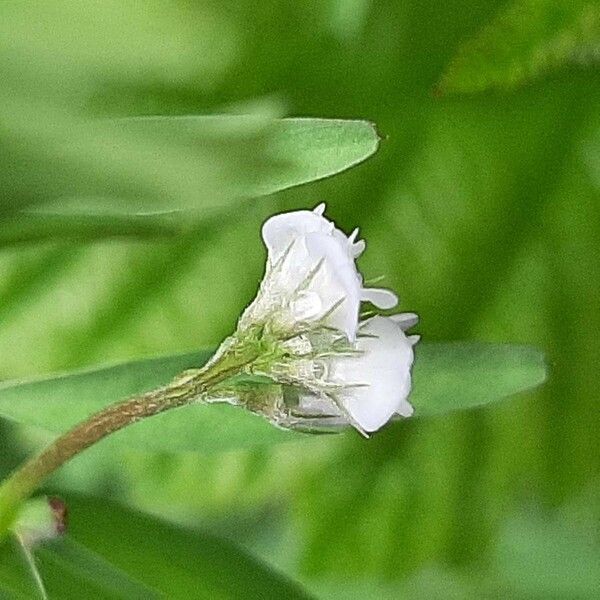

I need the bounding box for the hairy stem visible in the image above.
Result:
[0,385,198,537]
[0,337,257,538]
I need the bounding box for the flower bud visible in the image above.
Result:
[13,496,67,548]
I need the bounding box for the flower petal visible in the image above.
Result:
[361,287,398,309]
[389,312,419,330]
[303,232,362,340]
[262,210,332,263]
[329,316,415,432]
[257,208,366,339]
[246,207,404,345]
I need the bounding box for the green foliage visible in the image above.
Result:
[0,536,44,598]
[0,0,598,597]
[1,1,378,233]
[0,0,234,219]
[494,510,600,598]
[253,118,380,196]
[412,343,546,416]
[0,496,311,599]
[439,0,600,93]
[2,115,378,237]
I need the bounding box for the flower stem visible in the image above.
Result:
[0,338,256,538]
[0,385,197,538]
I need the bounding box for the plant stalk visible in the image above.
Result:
[0,338,257,538]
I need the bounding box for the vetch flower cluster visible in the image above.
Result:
[213,204,419,435]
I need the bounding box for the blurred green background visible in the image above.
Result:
[1,1,599,598]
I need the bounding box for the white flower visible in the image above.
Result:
[239,203,398,341]
[219,204,420,436]
[293,314,419,433]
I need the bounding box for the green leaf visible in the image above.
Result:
[2,496,311,599]
[247,118,380,197]
[0,212,181,249]
[0,343,546,453]
[32,538,156,599]
[437,0,600,94]
[411,343,547,416]
[0,535,45,599]
[4,116,380,228]
[0,0,236,219]
[0,114,379,245]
